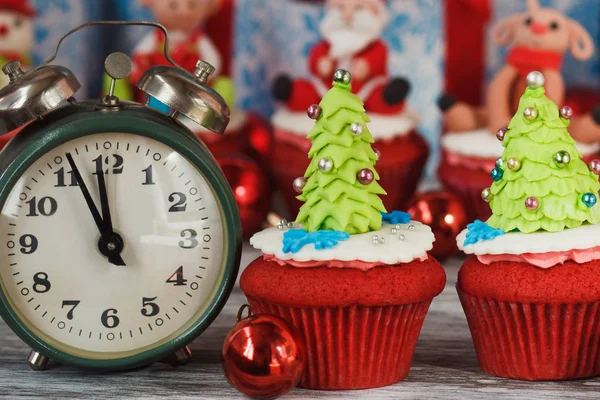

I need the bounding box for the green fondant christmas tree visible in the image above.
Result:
[485,71,600,233]
[294,70,386,234]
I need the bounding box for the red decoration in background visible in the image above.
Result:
[206,0,234,76]
[222,308,305,399]
[564,87,600,117]
[217,154,270,239]
[407,191,467,260]
[0,0,37,16]
[444,0,491,106]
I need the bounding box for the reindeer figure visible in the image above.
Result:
[439,0,600,143]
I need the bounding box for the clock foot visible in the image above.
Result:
[27,350,50,371]
[161,346,192,366]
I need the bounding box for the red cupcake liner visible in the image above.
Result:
[272,130,429,218]
[458,288,600,380]
[247,297,433,390]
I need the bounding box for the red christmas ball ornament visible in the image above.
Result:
[223,306,305,399]
[407,191,468,260]
[246,113,274,166]
[217,154,270,239]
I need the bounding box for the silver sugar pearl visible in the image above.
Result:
[395,224,401,230]
[398,234,406,241]
[318,157,334,172]
[292,177,306,193]
[350,122,364,136]
[526,71,545,88]
[287,222,294,228]
[372,235,379,245]
[390,228,398,234]
[280,219,288,226]
[276,224,284,230]
[378,237,385,245]
[408,225,415,231]
[333,69,352,85]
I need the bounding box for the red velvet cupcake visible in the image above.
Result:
[439,129,600,223]
[456,72,600,380]
[271,106,428,217]
[241,70,445,390]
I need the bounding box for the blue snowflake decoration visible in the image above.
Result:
[464,220,504,246]
[381,210,411,224]
[282,229,350,254]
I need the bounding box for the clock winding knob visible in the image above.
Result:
[193,60,215,84]
[2,60,25,83]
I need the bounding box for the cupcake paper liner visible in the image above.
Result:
[247,297,432,390]
[458,288,600,380]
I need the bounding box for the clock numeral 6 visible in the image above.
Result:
[179,229,198,249]
[61,300,80,320]
[93,154,124,175]
[19,234,38,254]
[168,192,187,212]
[26,196,57,217]
[101,308,120,329]
[166,266,188,286]
[32,272,51,294]
[141,297,160,317]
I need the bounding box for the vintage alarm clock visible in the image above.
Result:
[0,22,241,371]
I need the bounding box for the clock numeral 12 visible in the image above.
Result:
[93,154,124,175]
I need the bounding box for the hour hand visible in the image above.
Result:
[66,153,126,266]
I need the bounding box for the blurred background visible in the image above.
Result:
[19,0,600,174]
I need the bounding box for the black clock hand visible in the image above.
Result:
[66,153,126,266]
[66,153,105,234]
[95,166,126,266]
[96,166,114,233]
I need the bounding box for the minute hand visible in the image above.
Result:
[66,153,105,234]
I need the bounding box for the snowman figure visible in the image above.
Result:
[0,0,35,87]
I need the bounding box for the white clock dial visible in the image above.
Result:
[0,133,226,357]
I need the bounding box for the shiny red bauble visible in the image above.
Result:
[407,191,468,260]
[222,312,305,399]
[217,154,270,239]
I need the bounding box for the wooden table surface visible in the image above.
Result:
[0,245,598,399]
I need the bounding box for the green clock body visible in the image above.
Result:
[0,102,241,370]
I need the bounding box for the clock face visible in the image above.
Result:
[0,132,226,358]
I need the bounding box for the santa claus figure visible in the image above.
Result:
[273,0,409,114]
[0,0,35,88]
[130,0,223,85]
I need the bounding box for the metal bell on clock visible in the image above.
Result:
[0,60,81,134]
[136,60,230,134]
